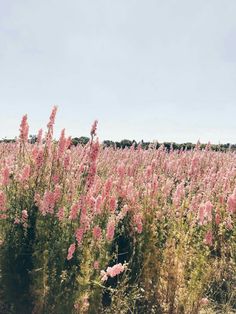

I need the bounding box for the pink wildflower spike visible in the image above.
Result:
[35,149,44,168]
[69,202,79,220]
[54,185,61,202]
[67,243,76,260]
[198,205,205,225]
[117,205,128,221]
[57,207,65,221]
[75,227,84,245]
[20,165,31,182]
[64,153,71,170]
[66,136,71,148]
[47,106,57,130]
[0,191,7,211]
[52,175,59,184]
[19,114,29,142]
[93,226,102,241]
[204,230,213,246]
[205,201,213,222]
[106,219,115,241]
[95,195,102,214]
[58,129,67,158]
[37,128,43,145]
[227,188,236,213]
[1,167,10,186]
[215,213,221,225]
[39,191,56,215]
[133,213,143,234]
[173,182,185,207]
[109,196,117,213]
[90,120,98,137]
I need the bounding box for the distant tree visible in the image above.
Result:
[71,136,90,146]
[29,135,37,144]
[120,139,132,148]
[103,140,115,148]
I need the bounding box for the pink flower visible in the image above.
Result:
[67,243,76,260]
[204,230,213,246]
[58,129,67,158]
[52,175,59,184]
[64,154,71,169]
[37,128,43,145]
[57,207,65,221]
[215,213,221,225]
[20,165,31,182]
[133,213,143,234]
[95,195,102,214]
[75,227,84,245]
[69,202,79,220]
[101,263,125,282]
[106,219,115,241]
[205,201,213,222]
[1,167,10,186]
[22,210,28,220]
[90,120,98,137]
[93,226,102,241]
[0,191,7,211]
[47,106,57,130]
[35,149,44,168]
[54,185,61,202]
[198,205,205,225]
[198,201,213,225]
[227,188,236,213]
[109,196,117,213]
[117,205,129,221]
[173,182,185,207]
[94,261,99,270]
[19,114,29,142]
[22,210,28,228]
[39,191,56,215]
[106,263,125,277]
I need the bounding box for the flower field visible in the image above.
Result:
[0,107,235,313]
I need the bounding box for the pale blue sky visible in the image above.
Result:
[0,0,236,143]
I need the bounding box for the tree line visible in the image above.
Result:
[1,136,236,152]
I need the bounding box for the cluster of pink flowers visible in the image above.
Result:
[100,263,125,282]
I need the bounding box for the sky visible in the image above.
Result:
[0,0,236,144]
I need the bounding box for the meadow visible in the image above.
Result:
[0,107,235,313]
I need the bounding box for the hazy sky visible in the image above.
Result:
[0,0,236,143]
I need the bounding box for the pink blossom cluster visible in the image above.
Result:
[100,263,125,282]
